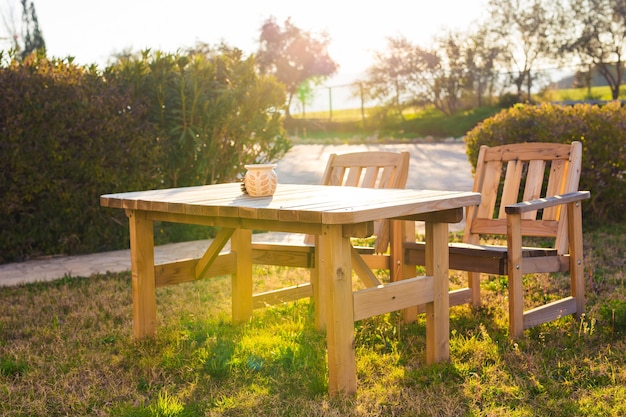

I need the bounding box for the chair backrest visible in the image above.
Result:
[318,151,411,253]
[464,141,583,254]
[321,151,410,189]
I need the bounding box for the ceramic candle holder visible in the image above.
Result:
[243,164,278,197]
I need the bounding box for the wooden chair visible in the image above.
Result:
[403,141,590,337]
[306,151,411,253]
[250,151,410,325]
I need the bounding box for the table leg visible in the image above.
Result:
[425,222,450,363]
[231,228,253,323]
[320,224,357,396]
[128,210,157,339]
[311,234,326,331]
[391,220,420,323]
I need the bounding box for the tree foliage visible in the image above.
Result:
[560,0,626,100]
[486,0,557,101]
[18,0,44,59]
[359,33,501,117]
[428,32,470,115]
[256,17,338,117]
[358,36,438,118]
[356,0,575,115]
[464,27,504,107]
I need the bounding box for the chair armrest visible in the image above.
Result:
[505,191,590,215]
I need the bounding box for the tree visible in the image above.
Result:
[561,0,626,100]
[19,0,44,59]
[464,26,503,107]
[358,35,471,117]
[295,77,317,117]
[428,32,470,115]
[357,36,434,119]
[487,0,556,101]
[0,0,45,59]
[256,17,338,118]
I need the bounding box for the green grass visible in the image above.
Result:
[289,106,502,143]
[1,224,625,416]
[543,85,626,102]
[290,86,626,143]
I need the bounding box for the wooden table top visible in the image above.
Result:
[101,183,480,225]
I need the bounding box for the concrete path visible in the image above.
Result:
[0,142,473,287]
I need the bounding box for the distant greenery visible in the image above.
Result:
[539,85,626,102]
[289,86,626,142]
[288,106,502,141]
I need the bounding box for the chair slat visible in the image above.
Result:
[475,160,502,220]
[522,160,546,219]
[470,218,559,237]
[361,166,379,187]
[379,166,395,188]
[483,142,573,162]
[345,167,363,186]
[543,159,567,220]
[328,166,345,186]
[556,141,583,254]
[499,160,523,218]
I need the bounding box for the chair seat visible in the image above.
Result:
[404,241,559,275]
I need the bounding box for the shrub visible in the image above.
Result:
[108,47,290,188]
[107,47,291,245]
[464,102,626,222]
[0,54,161,262]
[0,48,292,263]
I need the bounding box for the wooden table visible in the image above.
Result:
[101,183,480,396]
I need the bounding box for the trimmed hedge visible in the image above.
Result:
[464,102,626,222]
[0,55,162,262]
[0,49,290,263]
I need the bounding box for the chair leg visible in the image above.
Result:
[468,271,481,307]
[507,214,524,338]
[568,201,585,318]
[311,235,326,331]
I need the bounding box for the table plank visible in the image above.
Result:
[102,183,480,225]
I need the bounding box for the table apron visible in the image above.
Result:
[393,208,464,224]
[135,210,375,237]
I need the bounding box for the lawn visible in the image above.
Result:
[288,86,626,143]
[1,224,625,416]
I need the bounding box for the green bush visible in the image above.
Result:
[0,48,291,263]
[464,102,626,222]
[0,54,161,262]
[109,47,290,188]
[107,48,291,245]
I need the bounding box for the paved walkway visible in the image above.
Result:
[0,142,473,287]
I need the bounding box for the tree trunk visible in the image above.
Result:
[597,62,620,100]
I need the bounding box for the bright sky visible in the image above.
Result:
[2,0,488,110]
[26,0,487,81]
